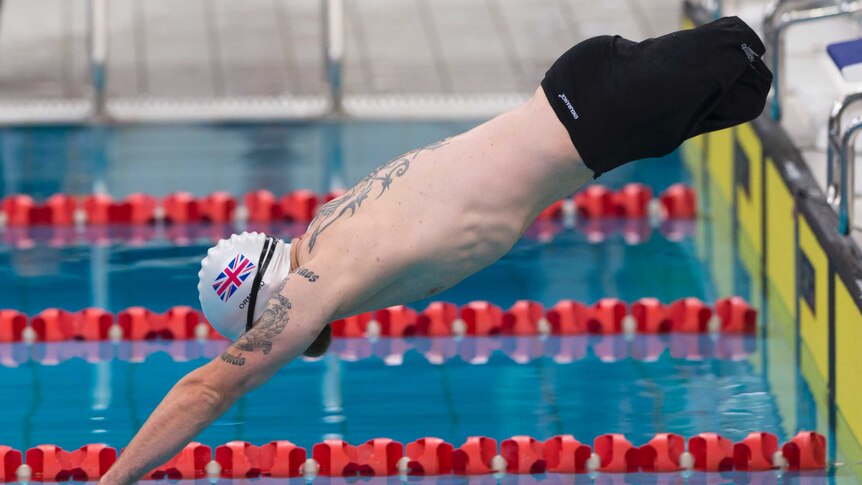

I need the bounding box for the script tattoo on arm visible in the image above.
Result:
[305,138,450,253]
[294,266,319,283]
[219,278,291,367]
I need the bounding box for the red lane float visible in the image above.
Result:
[0,446,21,482]
[139,442,210,480]
[84,195,125,225]
[574,186,615,219]
[281,190,319,222]
[545,300,588,335]
[117,306,206,340]
[538,200,564,220]
[689,433,734,472]
[460,302,503,336]
[2,194,76,226]
[2,195,36,226]
[631,298,672,334]
[199,192,237,224]
[782,431,826,470]
[216,440,307,478]
[733,432,778,471]
[543,435,591,473]
[0,185,697,231]
[330,313,372,338]
[501,436,546,474]
[586,298,626,334]
[0,310,27,342]
[659,184,697,219]
[639,433,684,472]
[0,296,758,344]
[416,302,458,336]
[245,190,281,223]
[501,300,544,336]
[669,297,713,333]
[260,440,306,477]
[716,297,757,334]
[612,183,652,218]
[593,434,639,473]
[374,306,418,337]
[356,438,403,476]
[215,441,262,478]
[452,437,497,475]
[84,194,157,225]
[313,439,359,477]
[126,193,158,224]
[8,431,827,480]
[405,438,453,476]
[26,444,116,481]
[30,308,114,342]
[162,192,201,224]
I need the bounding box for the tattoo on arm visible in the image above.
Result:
[294,267,319,282]
[305,138,450,253]
[220,278,291,367]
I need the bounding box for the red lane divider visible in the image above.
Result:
[138,442,211,480]
[452,437,497,475]
[214,440,306,478]
[406,438,453,475]
[0,297,757,344]
[25,444,116,482]
[1,184,696,229]
[639,433,684,472]
[0,446,21,482]
[595,434,639,473]
[782,431,827,470]
[334,297,757,339]
[3,431,824,481]
[0,215,696,250]
[543,435,591,473]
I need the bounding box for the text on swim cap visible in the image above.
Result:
[238,279,266,310]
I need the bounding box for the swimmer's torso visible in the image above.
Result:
[296,89,589,319]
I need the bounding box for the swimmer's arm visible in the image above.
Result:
[99,275,336,485]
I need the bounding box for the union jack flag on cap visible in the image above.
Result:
[212,253,256,302]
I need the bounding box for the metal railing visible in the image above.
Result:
[763,0,862,121]
[76,0,524,123]
[81,0,335,122]
[323,0,345,116]
[827,90,862,209]
[836,108,862,235]
[88,0,108,120]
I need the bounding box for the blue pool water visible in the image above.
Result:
[0,123,853,482]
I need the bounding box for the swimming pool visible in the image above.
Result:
[0,122,853,482]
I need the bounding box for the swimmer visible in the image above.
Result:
[99,17,771,484]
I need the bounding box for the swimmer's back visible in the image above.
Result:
[295,90,587,317]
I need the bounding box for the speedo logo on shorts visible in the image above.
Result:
[557,93,579,120]
[741,43,757,62]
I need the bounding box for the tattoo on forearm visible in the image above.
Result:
[220,278,292,367]
[220,352,246,366]
[295,267,319,282]
[305,138,450,252]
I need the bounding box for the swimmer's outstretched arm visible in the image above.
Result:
[99,271,341,485]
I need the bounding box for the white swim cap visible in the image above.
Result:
[198,232,293,341]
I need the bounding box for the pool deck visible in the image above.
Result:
[0,0,679,100]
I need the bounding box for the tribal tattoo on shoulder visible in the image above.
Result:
[305,138,450,252]
[220,278,292,367]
